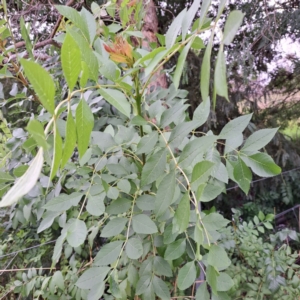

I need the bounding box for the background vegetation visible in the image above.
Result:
[1,0,300,299]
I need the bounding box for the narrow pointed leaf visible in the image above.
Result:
[233,157,252,194]
[173,41,192,89]
[166,9,186,49]
[50,123,62,180]
[56,5,89,42]
[98,88,130,118]
[200,36,213,103]
[61,110,77,168]
[214,49,228,106]
[173,193,190,233]
[76,98,94,158]
[20,59,55,114]
[223,11,244,45]
[141,148,167,187]
[155,172,176,217]
[241,153,281,177]
[61,33,81,90]
[182,0,201,39]
[241,128,278,153]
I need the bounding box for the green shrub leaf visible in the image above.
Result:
[76,98,94,158]
[20,59,55,114]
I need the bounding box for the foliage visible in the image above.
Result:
[225,210,300,299]
[0,0,291,299]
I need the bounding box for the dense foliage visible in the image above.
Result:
[0,0,299,299]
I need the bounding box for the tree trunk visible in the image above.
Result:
[118,0,168,91]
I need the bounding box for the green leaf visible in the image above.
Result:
[200,35,213,103]
[164,238,186,260]
[131,115,148,126]
[56,5,89,42]
[241,128,278,153]
[223,11,244,45]
[216,272,234,291]
[50,123,62,180]
[173,41,192,89]
[206,265,218,295]
[61,110,77,168]
[144,49,168,77]
[66,218,87,247]
[136,275,151,295]
[199,0,212,29]
[76,98,94,158]
[200,183,224,202]
[160,102,189,128]
[178,136,216,169]
[177,261,197,290]
[193,98,210,123]
[98,88,130,118]
[100,217,127,237]
[13,166,29,178]
[86,194,105,216]
[136,194,155,211]
[191,161,215,190]
[219,114,252,139]
[0,148,44,208]
[155,172,176,218]
[191,36,205,50]
[164,224,178,244]
[208,245,231,271]
[153,256,172,277]
[224,132,243,154]
[87,282,105,300]
[106,198,131,215]
[132,214,158,234]
[202,213,229,231]
[26,119,48,149]
[233,157,252,194]
[80,61,89,88]
[20,59,55,114]
[214,49,228,106]
[152,276,170,300]
[43,192,82,211]
[76,267,110,289]
[20,17,33,58]
[136,131,158,155]
[126,238,143,259]
[173,193,190,233]
[141,148,167,187]
[182,0,201,40]
[166,9,186,49]
[50,271,64,291]
[94,241,123,266]
[67,27,98,81]
[81,7,97,43]
[61,33,81,90]
[242,153,281,177]
[169,120,203,147]
[196,283,210,300]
